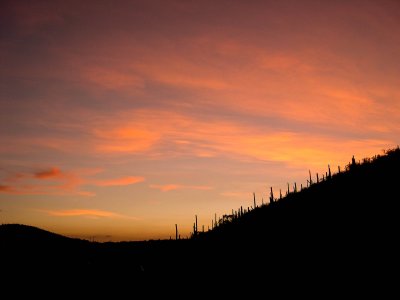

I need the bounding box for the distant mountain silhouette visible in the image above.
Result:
[1,148,399,293]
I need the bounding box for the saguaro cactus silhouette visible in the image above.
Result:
[270,187,274,203]
[193,215,198,235]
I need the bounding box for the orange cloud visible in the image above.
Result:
[93,127,159,154]
[95,176,145,187]
[43,209,129,219]
[149,184,212,192]
[0,166,85,196]
[149,184,180,192]
[86,108,396,172]
[0,185,12,192]
[100,37,397,136]
[0,167,144,197]
[0,181,92,197]
[34,167,62,179]
[3,31,396,164]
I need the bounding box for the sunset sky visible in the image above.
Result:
[1,0,399,241]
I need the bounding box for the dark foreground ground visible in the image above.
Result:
[1,149,399,294]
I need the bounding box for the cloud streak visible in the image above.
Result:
[149,184,213,192]
[96,176,145,187]
[42,209,136,219]
[0,167,144,196]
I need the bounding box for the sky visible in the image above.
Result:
[1,0,399,241]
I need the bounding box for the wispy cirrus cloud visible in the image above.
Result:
[88,109,394,169]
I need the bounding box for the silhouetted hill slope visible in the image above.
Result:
[1,148,399,293]
[0,224,73,243]
[146,148,399,289]
[202,148,399,243]
[193,149,399,272]
[0,224,93,274]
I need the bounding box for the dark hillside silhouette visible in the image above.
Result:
[1,224,77,243]
[1,148,399,292]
